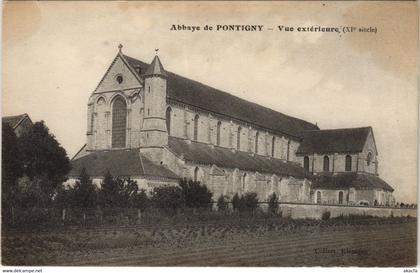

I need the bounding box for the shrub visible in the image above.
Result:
[268,192,279,215]
[321,211,331,220]
[217,195,228,211]
[121,177,140,207]
[53,184,73,208]
[132,189,150,212]
[98,172,139,208]
[241,192,259,212]
[179,179,212,208]
[151,186,185,212]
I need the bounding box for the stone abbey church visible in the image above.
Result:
[69,46,395,207]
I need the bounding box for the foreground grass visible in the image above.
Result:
[2,216,416,266]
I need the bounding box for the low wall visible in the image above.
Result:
[275,203,417,219]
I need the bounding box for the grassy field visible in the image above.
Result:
[2,216,416,266]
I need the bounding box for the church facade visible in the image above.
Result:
[69,46,395,207]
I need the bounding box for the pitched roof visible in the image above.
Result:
[122,55,318,139]
[168,136,312,179]
[69,149,179,180]
[2,113,30,129]
[312,172,394,192]
[144,55,167,77]
[296,127,372,155]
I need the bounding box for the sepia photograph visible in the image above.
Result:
[1,1,418,269]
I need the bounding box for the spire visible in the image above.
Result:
[144,54,167,78]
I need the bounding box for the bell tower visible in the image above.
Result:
[140,53,168,163]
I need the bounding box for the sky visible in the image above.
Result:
[3,1,418,203]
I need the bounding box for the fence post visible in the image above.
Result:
[11,206,15,225]
[137,209,141,220]
[62,208,66,222]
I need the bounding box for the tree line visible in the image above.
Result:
[54,168,279,214]
[55,169,215,213]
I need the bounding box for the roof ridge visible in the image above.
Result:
[303,127,371,133]
[3,113,27,119]
[123,54,318,133]
[71,144,87,161]
[119,52,144,83]
[93,53,143,94]
[13,113,31,129]
[168,136,292,162]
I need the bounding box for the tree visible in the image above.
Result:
[217,195,228,211]
[121,177,139,208]
[54,184,73,209]
[18,121,70,198]
[132,189,150,212]
[15,176,51,208]
[98,171,119,207]
[232,193,241,212]
[2,123,23,207]
[268,192,279,215]
[98,172,140,208]
[151,186,185,212]
[71,168,97,208]
[179,178,212,208]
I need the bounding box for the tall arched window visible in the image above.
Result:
[216,121,221,146]
[194,167,199,182]
[166,107,172,135]
[304,156,310,172]
[316,191,322,204]
[193,115,199,141]
[112,96,127,148]
[345,155,352,171]
[367,152,372,166]
[242,173,247,192]
[338,191,344,205]
[237,127,242,150]
[323,156,330,172]
[271,136,275,157]
[255,132,259,153]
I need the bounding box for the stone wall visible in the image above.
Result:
[95,55,142,93]
[312,188,394,206]
[162,154,311,203]
[167,103,300,163]
[277,203,417,219]
[87,89,144,150]
[359,130,378,174]
[297,153,359,174]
